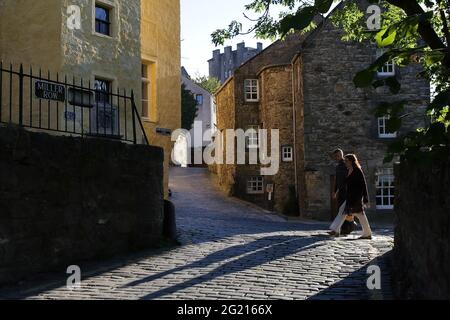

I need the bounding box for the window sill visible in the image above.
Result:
[376,73,396,78]
[142,117,157,124]
[92,31,113,39]
[376,206,394,211]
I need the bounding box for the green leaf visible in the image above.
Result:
[375,28,396,47]
[383,154,395,164]
[315,0,334,14]
[428,89,450,112]
[293,6,317,30]
[386,117,402,133]
[372,80,385,89]
[353,69,376,88]
[385,77,401,94]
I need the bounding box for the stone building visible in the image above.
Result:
[209,42,263,84]
[0,0,181,198]
[213,8,430,219]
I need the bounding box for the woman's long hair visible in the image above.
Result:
[345,154,362,170]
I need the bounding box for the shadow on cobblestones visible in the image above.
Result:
[309,251,394,300]
[121,235,327,300]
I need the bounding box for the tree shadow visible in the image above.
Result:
[117,235,328,300]
[308,251,394,300]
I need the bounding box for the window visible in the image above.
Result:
[246,125,259,149]
[378,116,397,138]
[245,79,259,102]
[377,49,395,76]
[142,61,157,121]
[247,177,264,194]
[94,78,111,104]
[95,4,111,36]
[196,94,204,106]
[376,168,395,210]
[142,64,150,118]
[282,146,293,162]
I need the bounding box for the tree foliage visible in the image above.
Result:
[193,76,221,94]
[212,0,450,164]
[181,83,198,130]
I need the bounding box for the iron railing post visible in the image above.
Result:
[131,90,137,144]
[19,64,24,126]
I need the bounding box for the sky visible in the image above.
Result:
[181,0,279,78]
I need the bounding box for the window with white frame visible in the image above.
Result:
[95,3,112,36]
[246,125,259,149]
[142,63,150,118]
[376,168,395,210]
[247,176,264,194]
[282,146,293,162]
[245,79,259,102]
[378,116,397,138]
[377,49,395,76]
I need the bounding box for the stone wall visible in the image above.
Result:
[215,78,236,196]
[259,65,296,213]
[300,16,430,219]
[393,160,450,299]
[0,125,164,286]
[214,35,304,210]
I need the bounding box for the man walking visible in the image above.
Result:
[329,149,356,236]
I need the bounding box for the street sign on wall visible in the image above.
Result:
[35,81,66,102]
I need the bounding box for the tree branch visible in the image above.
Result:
[386,0,450,68]
[440,9,450,47]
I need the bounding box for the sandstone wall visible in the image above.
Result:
[259,65,296,213]
[0,125,164,286]
[141,0,181,198]
[215,78,236,196]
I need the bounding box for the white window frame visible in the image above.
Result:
[376,168,395,210]
[246,125,259,149]
[376,49,395,76]
[245,79,259,102]
[378,116,398,138]
[141,63,150,118]
[92,0,116,39]
[282,146,294,162]
[247,177,264,194]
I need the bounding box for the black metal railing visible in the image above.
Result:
[0,62,149,145]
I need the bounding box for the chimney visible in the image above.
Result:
[212,49,221,60]
[257,42,263,51]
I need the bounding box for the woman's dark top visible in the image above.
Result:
[345,167,369,214]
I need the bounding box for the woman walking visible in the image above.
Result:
[329,154,373,239]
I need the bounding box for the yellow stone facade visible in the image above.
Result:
[0,0,181,197]
[141,0,181,197]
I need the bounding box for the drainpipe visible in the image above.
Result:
[291,57,300,217]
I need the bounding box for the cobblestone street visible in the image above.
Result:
[0,167,394,300]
